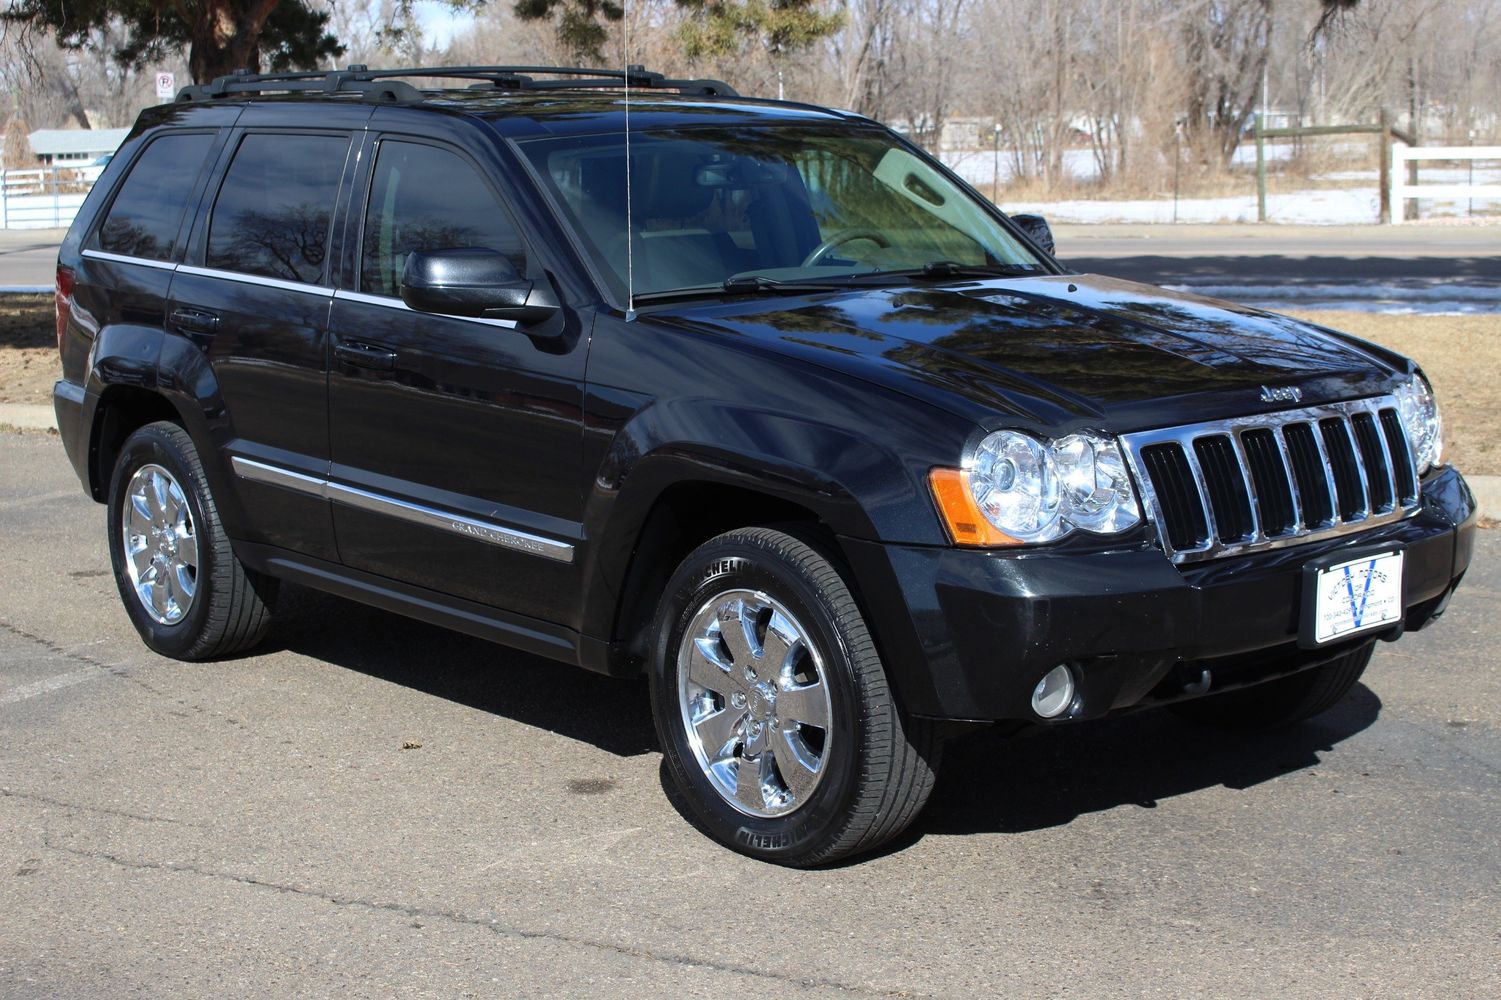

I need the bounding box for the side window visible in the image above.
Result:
[360,140,525,297]
[206,133,349,284]
[96,133,215,261]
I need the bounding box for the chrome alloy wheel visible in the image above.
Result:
[120,464,199,626]
[677,589,833,817]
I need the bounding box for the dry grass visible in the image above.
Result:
[1283,310,1501,477]
[0,295,56,406]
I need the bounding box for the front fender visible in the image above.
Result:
[577,395,956,642]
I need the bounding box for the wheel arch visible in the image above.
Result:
[85,328,249,538]
[595,477,837,669]
[88,384,180,500]
[576,392,952,675]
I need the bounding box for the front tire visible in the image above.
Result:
[1170,641,1375,731]
[649,527,941,866]
[107,421,276,660]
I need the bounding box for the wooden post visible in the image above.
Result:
[1406,140,1419,223]
[1379,110,1392,224]
[1255,113,1267,223]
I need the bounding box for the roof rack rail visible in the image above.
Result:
[175,64,739,103]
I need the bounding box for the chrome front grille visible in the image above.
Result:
[1120,396,1421,563]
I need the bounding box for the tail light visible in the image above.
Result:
[55,264,75,357]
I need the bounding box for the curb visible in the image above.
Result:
[1468,475,1501,522]
[0,403,56,431]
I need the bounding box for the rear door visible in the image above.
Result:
[171,119,359,561]
[73,125,226,392]
[325,131,588,621]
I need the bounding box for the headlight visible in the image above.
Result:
[1394,373,1443,474]
[929,430,1141,546]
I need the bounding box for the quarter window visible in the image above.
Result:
[360,141,524,296]
[96,133,215,261]
[207,133,349,284]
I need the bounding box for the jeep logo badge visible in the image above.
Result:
[1260,385,1303,404]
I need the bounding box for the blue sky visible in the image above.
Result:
[414,1,476,50]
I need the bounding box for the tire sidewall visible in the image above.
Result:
[650,536,865,863]
[107,424,217,657]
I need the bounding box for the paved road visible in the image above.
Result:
[1053,224,1501,296]
[1,431,1498,998]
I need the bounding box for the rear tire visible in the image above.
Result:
[1170,641,1375,731]
[649,527,941,867]
[107,421,277,660]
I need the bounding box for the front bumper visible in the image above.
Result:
[842,466,1477,722]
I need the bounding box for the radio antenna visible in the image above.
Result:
[623,4,636,321]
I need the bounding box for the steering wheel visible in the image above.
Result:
[800,228,892,268]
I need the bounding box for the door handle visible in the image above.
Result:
[334,340,399,371]
[170,307,220,335]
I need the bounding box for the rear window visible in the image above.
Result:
[206,133,349,284]
[96,132,215,261]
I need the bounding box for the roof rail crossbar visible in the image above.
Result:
[177,68,422,103]
[174,64,738,103]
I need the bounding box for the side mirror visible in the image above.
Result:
[400,248,559,324]
[1011,213,1055,256]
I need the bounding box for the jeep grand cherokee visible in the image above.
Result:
[52,65,1476,865]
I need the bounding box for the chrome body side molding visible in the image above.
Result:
[231,456,575,564]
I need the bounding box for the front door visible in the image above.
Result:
[326,135,588,622]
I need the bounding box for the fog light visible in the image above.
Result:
[1031,664,1075,719]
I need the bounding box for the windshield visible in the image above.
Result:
[518,126,1044,302]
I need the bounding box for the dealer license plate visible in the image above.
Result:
[1308,549,1404,645]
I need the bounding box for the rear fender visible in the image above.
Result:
[86,327,250,538]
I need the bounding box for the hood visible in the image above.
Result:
[648,273,1404,432]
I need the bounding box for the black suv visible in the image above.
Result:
[53,66,1476,866]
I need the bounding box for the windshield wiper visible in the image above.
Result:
[630,274,860,306]
[628,264,1037,306]
[721,274,863,294]
[909,261,1042,279]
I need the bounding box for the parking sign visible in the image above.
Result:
[155,72,175,100]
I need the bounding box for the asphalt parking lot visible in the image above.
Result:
[2,429,1498,998]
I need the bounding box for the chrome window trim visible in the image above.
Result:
[231,456,574,564]
[81,248,179,271]
[332,289,520,329]
[77,255,522,327]
[177,264,333,296]
[1120,394,1420,565]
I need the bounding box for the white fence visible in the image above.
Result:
[1389,146,1501,224]
[0,167,100,230]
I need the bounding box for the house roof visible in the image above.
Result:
[26,128,132,157]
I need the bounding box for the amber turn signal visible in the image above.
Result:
[928,468,1022,547]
